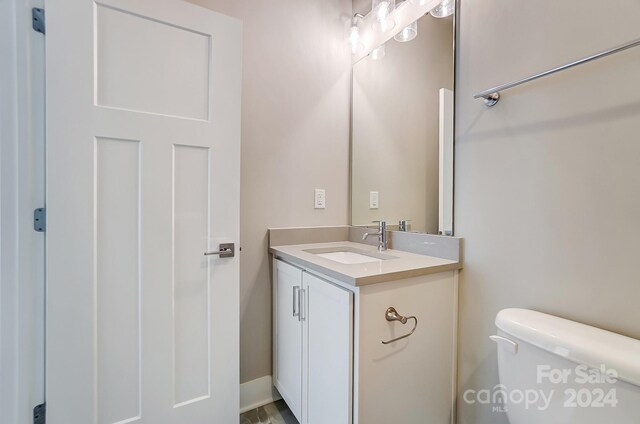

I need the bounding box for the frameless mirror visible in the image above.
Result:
[351,11,454,234]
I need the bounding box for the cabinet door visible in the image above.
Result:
[303,273,353,424]
[273,260,303,422]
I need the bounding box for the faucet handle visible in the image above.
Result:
[399,219,411,231]
[363,220,385,240]
[372,220,386,229]
[367,220,388,251]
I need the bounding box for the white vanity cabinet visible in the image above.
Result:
[273,260,353,424]
[272,256,458,424]
[273,261,304,420]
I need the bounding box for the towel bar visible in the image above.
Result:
[382,307,418,344]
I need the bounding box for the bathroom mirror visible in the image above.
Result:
[351,11,454,234]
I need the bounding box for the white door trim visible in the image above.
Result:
[240,376,282,414]
[0,1,46,423]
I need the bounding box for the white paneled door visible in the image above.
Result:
[45,1,241,423]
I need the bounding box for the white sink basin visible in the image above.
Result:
[303,246,397,265]
[315,251,382,264]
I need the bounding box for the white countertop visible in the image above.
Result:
[270,241,462,286]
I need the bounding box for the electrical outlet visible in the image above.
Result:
[369,191,379,209]
[314,189,326,209]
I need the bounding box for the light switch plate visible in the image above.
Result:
[314,189,326,209]
[370,191,379,209]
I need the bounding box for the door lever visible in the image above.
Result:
[204,243,235,258]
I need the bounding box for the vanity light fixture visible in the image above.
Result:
[349,13,365,54]
[430,0,455,18]
[394,20,417,42]
[371,0,396,32]
[370,44,386,60]
[409,0,428,5]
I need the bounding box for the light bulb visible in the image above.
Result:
[376,1,391,21]
[348,15,365,54]
[372,0,396,32]
[430,0,455,18]
[394,20,417,42]
[370,44,386,60]
[409,0,428,5]
[349,25,364,54]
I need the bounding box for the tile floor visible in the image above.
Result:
[240,400,298,424]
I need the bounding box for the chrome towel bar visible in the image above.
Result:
[474,36,640,107]
[382,307,418,345]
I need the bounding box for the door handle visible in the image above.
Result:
[204,243,235,258]
[293,286,300,317]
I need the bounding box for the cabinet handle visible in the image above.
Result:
[293,286,300,317]
[299,289,305,321]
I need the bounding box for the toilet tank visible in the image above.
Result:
[491,308,640,424]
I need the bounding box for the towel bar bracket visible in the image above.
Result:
[482,92,500,107]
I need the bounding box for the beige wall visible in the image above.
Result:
[352,0,369,16]
[455,1,640,423]
[188,0,352,383]
[352,17,453,233]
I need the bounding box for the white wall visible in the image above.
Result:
[187,0,353,384]
[455,1,640,423]
[0,0,46,423]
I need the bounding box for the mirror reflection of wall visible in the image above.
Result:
[351,14,453,234]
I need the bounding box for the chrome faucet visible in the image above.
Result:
[362,220,387,251]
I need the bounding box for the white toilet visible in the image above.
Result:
[492,308,640,423]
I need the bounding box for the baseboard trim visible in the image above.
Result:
[240,375,282,414]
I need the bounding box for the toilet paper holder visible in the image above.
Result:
[382,307,418,345]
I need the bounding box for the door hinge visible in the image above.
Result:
[33,403,46,424]
[32,8,45,34]
[34,208,46,232]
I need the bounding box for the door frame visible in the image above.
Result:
[0,0,46,423]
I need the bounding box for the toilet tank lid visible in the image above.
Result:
[496,308,640,386]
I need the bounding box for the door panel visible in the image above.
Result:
[173,145,211,406]
[273,260,303,422]
[96,138,142,424]
[303,273,353,424]
[46,1,241,423]
[95,3,211,119]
